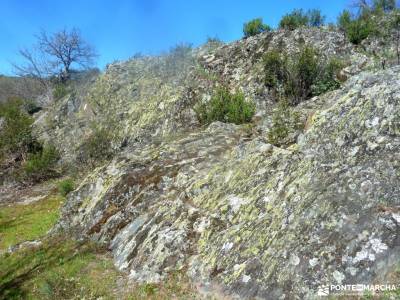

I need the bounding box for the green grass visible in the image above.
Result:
[125,271,198,300]
[0,239,120,300]
[0,195,64,251]
[0,186,199,299]
[57,178,74,196]
[0,238,199,300]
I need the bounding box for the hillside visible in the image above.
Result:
[0,75,45,103]
[1,19,400,300]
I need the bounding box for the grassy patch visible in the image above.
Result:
[0,239,119,300]
[195,86,255,125]
[57,178,74,196]
[0,185,199,299]
[125,271,198,300]
[0,238,199,300]
[0,195,64,251]
[267,99,304,146]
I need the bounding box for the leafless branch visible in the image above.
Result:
[13,28,97,83]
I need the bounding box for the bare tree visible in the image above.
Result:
[13,28,97,83]
[351,0,372,15]
[37,28,97,80]
[12,47,53,88]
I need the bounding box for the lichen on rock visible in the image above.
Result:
[44,28,400,299]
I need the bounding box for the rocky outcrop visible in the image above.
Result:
[54,56,400,299]
[34,27,372,162]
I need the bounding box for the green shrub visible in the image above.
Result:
[0,98,34,157]
[307,9,326,27]
[24,144,59,181]
[337,10,352,32]
[267,99,303,146]
[311,58,344,95]
[195,87,255,125]
[346,18,375,44]
[243,18,271,37]
[263,50,286,88]
[263,46,344,104]
[58,179,74,196]
[337,9,378,44]
[288,46,319,101]
[79,125,113,166]
[373,0,396,13]
[279,9,309,30]
[23,99,42,115]
[53,83,67,100]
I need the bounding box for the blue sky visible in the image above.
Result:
[0,0,350,75]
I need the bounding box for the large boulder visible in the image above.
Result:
[55,66,400,299]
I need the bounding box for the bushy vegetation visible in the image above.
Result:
[337,1,397,45]
[279,9,325,30]
[0,239,118,299]
[337,10,352,32]
[267,99,303,146]
[0,237,197,300]
[206,36,223,45]
[78,125,113,166]
[195,86,255,125]
[263,45,343,105]
[373,0,396,13]
[243,18,271,37]
[23,144,60,181]
[279,9,309,30]
[346,17,376,45]
[163,43,195,78]
[0,98,34,160]
[0,98,61,182]
[57,178,74,196]
[311,58,344,95]
[52,83,68,100]
[307,9,326,27]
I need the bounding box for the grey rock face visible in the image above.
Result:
[54,59,400,299]
[34,27,371,163]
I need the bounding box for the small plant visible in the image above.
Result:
[337,10,352,32]
[267,99,303,146]
[53,83,68,100]
[372,0,396,13]
[139,283,158,296]
[79,125,113,166]
[0,98,34,158]
[243,18,271,37]
[58,179,74,196]
[24,144,59,181]
[279,9,309,30]
[263,45,344,105]
[337,8,378,45]
[263,50,285,88]
[195,87,255,125]
[163,43,194,78]
[279,9,326,30]
[311,58,344,95]
[346,18,375,45]
[206,36,223,45]
[307,9,326,27]
[288,45,319,101]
